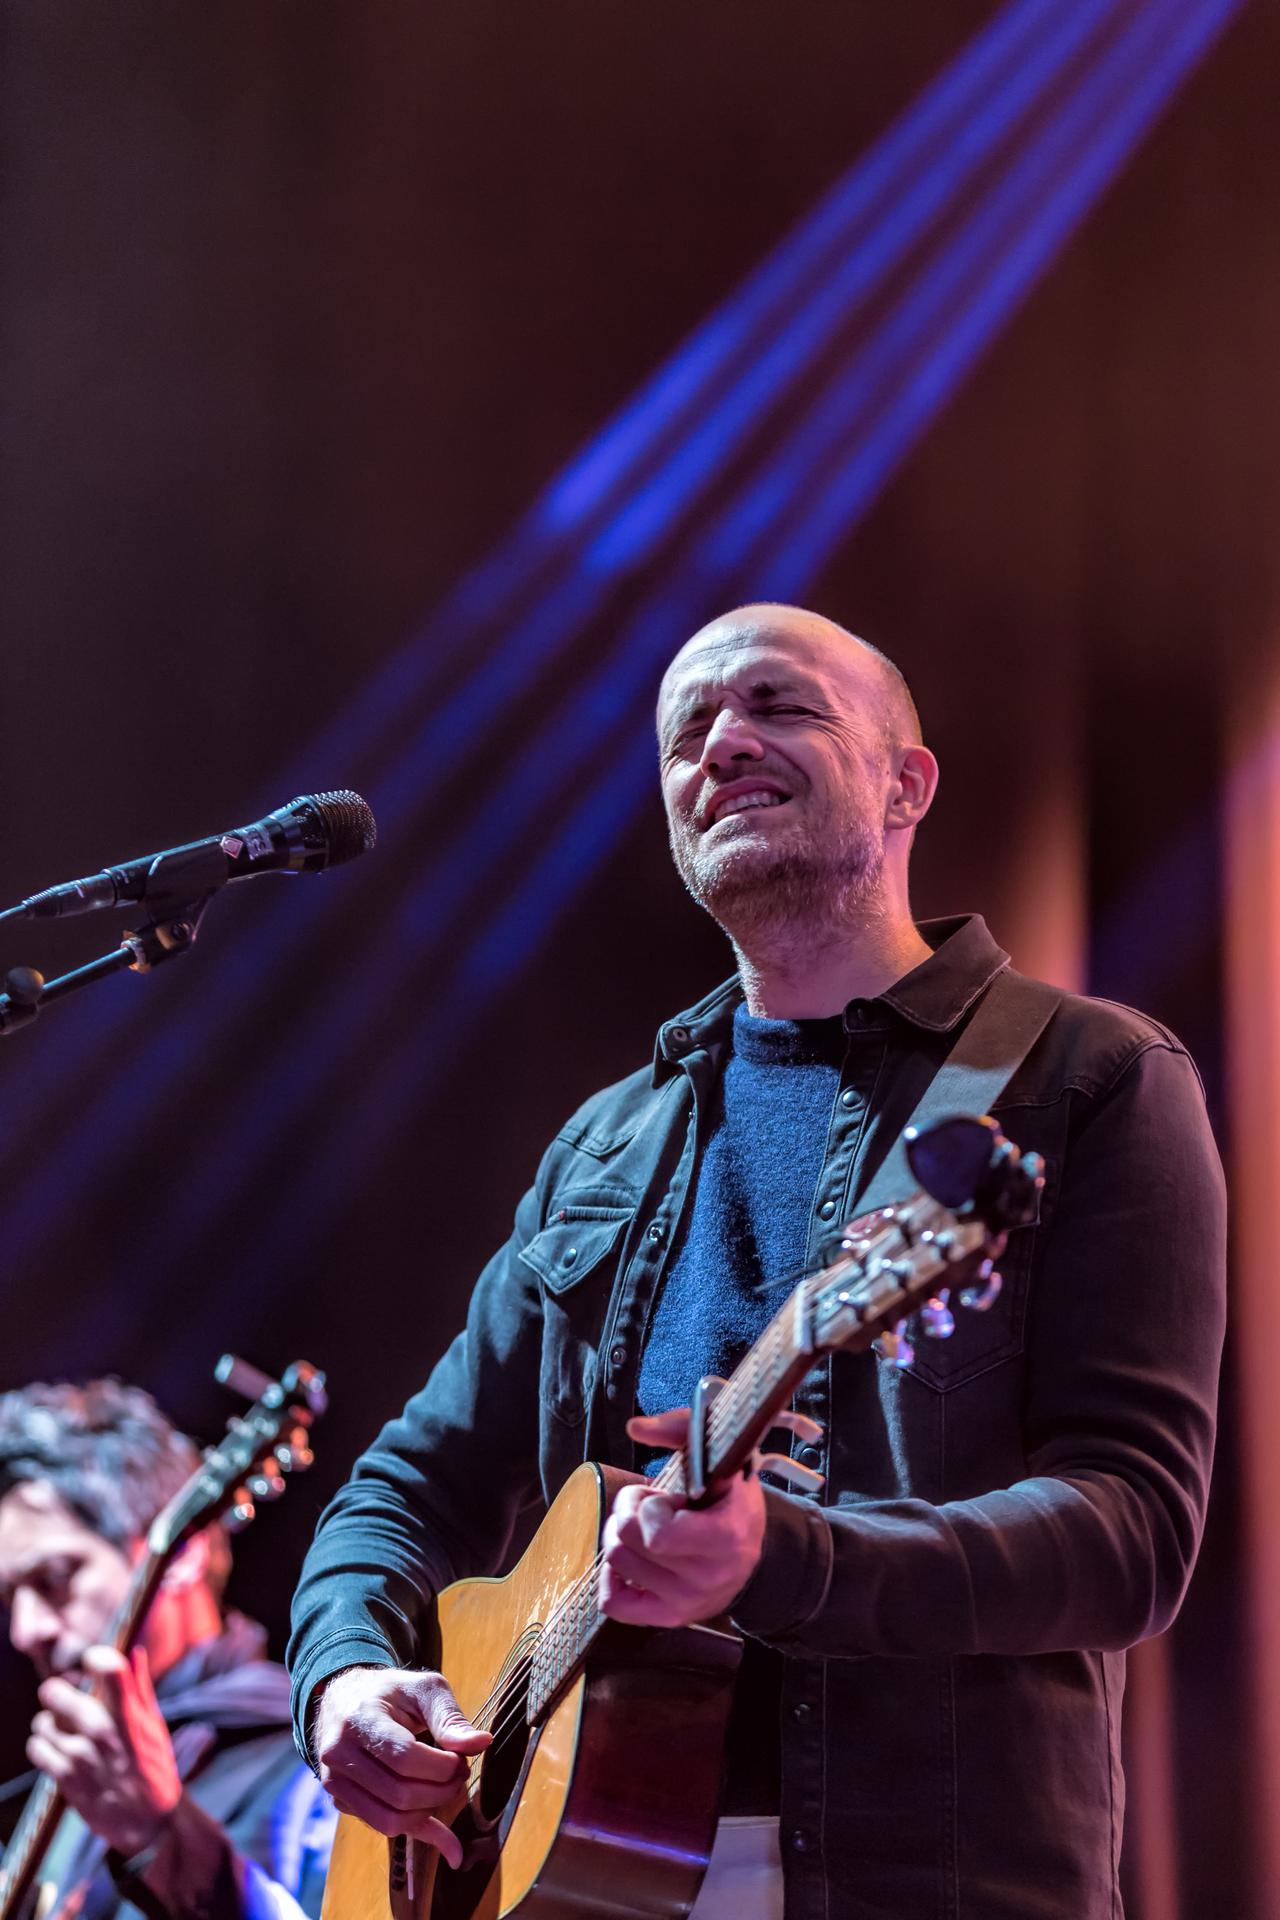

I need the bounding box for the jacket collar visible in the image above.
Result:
[652,914,1010,1081]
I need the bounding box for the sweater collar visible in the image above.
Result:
[652,914,1010,1081]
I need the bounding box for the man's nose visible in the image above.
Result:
[9,1587,57,1664]
[700,706,765,771]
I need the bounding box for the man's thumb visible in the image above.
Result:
[411,1678,491,1753]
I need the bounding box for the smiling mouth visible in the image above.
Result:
[706,791,791,828]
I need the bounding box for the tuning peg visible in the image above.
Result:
[282,1361,328,1417]
[920,1290,955,1340]
[757,1453,825,1495]
[215,1355,275,1403]
[274,1427,315,1473]
[875,1324,915,1368]
[248,1468,287,1502]
[769,1411,825,1444]
[959,1259,1003,1314]
[225,1492,256,1532]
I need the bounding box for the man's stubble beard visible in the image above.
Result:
[669,812,886,946]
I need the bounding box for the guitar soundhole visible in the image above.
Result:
[428,1672,537,1920]
[475,1671,532,1827]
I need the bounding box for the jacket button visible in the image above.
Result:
[561,1248,578,1269]
[818,1200,837,1220]
[610,1344,628,1368]
[790,1830,812,1854]
[840,1088,857,1109]
[797,1445,822,1468]
[647,1223,666,1246]
[791,1700,813,1721]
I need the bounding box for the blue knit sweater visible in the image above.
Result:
[638,1001,849,1423]
[636,1001,852,1814]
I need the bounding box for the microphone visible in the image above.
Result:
[11,791,377,919]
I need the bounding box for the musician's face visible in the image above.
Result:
[657,608,896,930]
[0,1480,134,1679]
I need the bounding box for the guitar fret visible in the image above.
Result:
[526,1224,922,1726]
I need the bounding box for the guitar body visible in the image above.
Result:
[322,1462,742,1920]
[320,1121,1041,1920]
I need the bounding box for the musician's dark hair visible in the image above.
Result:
[0,1378,230,1594]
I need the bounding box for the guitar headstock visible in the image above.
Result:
[811,1116,1043,1368]
[145,1355,327,1558]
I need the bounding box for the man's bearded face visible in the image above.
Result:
[658,616,894,936]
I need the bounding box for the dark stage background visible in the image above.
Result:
[2,4,1279,1914]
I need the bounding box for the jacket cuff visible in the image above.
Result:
[108,1793,242,1920]
[289,1632,400,1766]
[729,1487,834,1643]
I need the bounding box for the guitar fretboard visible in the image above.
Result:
[525,1274,822,1722]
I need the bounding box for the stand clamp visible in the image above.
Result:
[0,892,216,1038]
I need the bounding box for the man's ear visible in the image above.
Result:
[886,744,939,831]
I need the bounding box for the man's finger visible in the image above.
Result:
[80,1646,134,1720]
[130,1645,160,1704]
[82,1644,129,1684]
[404,1677,491,1755]
[321,1711,470,1787]
[634,1498,748,1560]
[626,1408,691,1446]
[37,1678,117,1743]
[27,1732,74,1780]
[30,1714,100,1772]
[323,1769,465,1869]
[603,1543,690,1607]
[321,1743,465,1816]
[613,1485,679,1532]
[599,1571,684,1628]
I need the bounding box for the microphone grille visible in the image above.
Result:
[295,791,378,869]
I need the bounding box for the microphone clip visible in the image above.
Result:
[0,890,218,1037]
[121,890,218,973]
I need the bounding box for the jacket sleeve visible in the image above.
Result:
[287,1177,548,1756]
[108,1770,336,1920]
[730,1040,1227,1657]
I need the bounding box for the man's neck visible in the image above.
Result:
[731,913,933,1019]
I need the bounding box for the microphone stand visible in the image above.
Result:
[0,892,217,1038]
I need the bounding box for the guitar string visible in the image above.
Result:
[461,1212,933,1763]
[462,1208,973,1787]
[459,1230,905,1763]
[459,1243,901,1764]
[460,1285,820,1766]
[462,1443,690,1772]
[466,1294,792,1730]
[460,1402,695,1738]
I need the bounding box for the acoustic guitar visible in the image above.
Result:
[0,1355,327,1920]
[322,1114,1043,1920]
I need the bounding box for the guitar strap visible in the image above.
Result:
[851,967,1063,1216]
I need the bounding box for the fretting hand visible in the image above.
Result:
[599,1408,769,1628]
[28,1645,182,1859]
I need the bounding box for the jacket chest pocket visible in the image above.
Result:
[886,1152,1055,1393]
[519,1207,631,1426]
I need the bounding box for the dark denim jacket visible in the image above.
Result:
[289,916,1226,1920]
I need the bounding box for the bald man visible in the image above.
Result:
[289,606,1225,1919]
